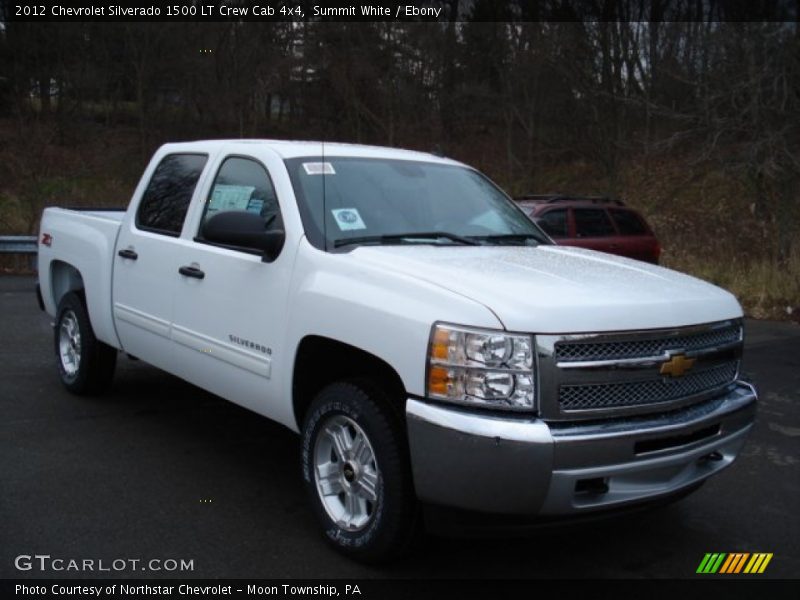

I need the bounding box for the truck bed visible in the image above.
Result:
[37,207,126,349]
[76,209,126,222]
[48,206,126,222]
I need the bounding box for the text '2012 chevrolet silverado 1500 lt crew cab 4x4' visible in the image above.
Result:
[37,140,757,561]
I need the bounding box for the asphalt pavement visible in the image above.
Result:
[1,275,798,579]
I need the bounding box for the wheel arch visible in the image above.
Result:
[292,335,407,430]
[50,260,85,308]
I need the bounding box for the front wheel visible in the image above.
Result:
[55,292,117,395]
[301,380,420,562]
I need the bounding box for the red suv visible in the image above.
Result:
[516,195,661,264]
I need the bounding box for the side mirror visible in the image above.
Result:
[202,211,285,263]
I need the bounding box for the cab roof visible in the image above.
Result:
[158,139,463,166]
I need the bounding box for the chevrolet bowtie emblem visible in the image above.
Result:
[660,353,696,378]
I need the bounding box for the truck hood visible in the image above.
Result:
[350,245,742,333]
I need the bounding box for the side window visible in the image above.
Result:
[199,156,283,237]
[136,154,208,236]
[537,209,568,238]
[610,209,648,235]
[574,209,615,238]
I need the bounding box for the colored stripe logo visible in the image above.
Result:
[696,553,773,574]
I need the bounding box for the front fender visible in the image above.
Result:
[283,240,502,409]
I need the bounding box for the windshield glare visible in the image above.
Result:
[285,157,549,249]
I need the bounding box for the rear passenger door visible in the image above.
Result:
[571,208,620,255]
[112,152,209,370]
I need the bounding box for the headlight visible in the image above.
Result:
[426,323,536,411]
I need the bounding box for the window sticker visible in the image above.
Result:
[246,198,265,214]
[207,184,256,217]
[332,208,366,231]
[303,162,336,175]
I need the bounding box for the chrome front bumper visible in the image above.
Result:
[406,381,756,515]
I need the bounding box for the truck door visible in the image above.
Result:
[112,152,209,371]
[168,152,296,427]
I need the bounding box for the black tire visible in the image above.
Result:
[54,292,117,395]
[301,380,420,563]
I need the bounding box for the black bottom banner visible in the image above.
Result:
[2,579,798,600]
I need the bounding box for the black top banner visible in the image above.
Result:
[2,0,798,22]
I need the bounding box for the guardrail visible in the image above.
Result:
[0,235,38,271]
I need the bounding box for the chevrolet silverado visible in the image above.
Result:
[36,140,757,561]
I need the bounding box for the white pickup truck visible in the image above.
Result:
[37,140,757,561]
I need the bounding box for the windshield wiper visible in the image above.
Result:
[472,233,543,246]
[334,231,480,248]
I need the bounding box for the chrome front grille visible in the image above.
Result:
[555,323,742,363]
[559,362,738,411]
[536,319,743,420]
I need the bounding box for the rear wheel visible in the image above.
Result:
[301,380,420,562]
[55,292,117,395]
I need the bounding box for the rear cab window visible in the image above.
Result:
[136,154,208,236]
[574,208,616,238]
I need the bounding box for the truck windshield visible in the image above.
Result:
[285,157,549,250]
